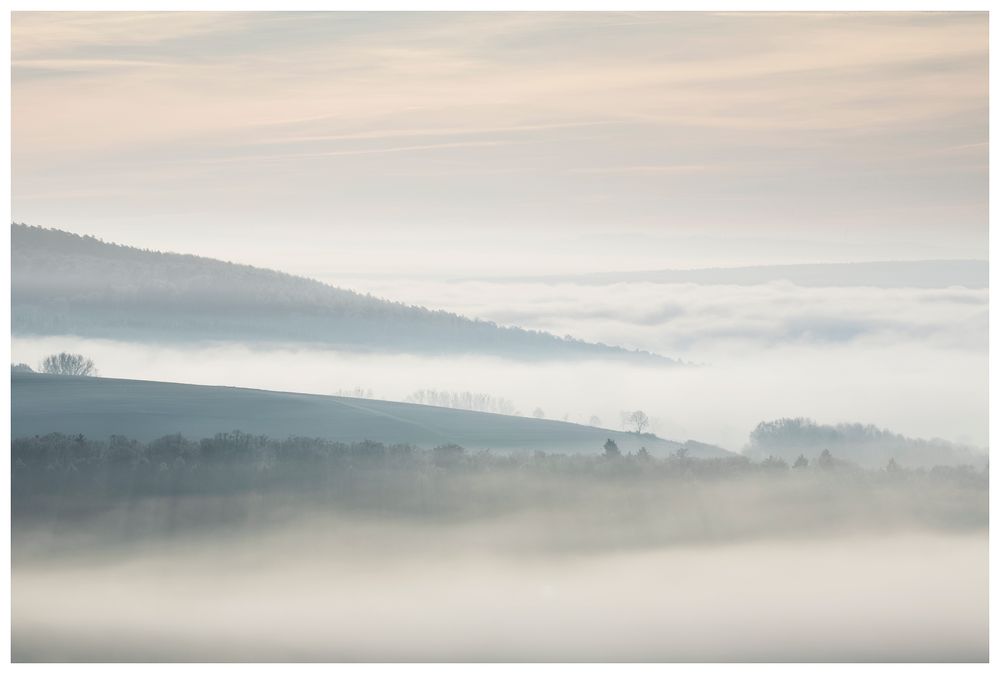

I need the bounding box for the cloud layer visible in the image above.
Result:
[334,277,988,355]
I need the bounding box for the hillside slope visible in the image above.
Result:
[11,373,730,457]
[11,224,671,363]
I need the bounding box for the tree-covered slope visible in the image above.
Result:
[11,224,672,362]
[744,417,986,469]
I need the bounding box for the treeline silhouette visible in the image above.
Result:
[14,431,986,523]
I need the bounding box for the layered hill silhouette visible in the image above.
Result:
[12,224,672,363]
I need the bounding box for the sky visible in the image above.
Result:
[11,11,988,276]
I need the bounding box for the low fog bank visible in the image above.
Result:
[13,529,987,662]
[12,335,987,450]
[330,277,988,355]
[12,434,988,662]
[497,260,989,289]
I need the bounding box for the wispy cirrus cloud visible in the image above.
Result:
[569,164,718,175]
[12,11,988,268]
[12,11,242,57]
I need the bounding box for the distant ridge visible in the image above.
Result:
[11,224,675,363]
[506,260,988,289]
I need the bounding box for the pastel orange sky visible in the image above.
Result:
[12,11,988,275]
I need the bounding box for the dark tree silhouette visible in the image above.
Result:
[603,438,621,458]
[40,352,97,376]
[628,410,650,434]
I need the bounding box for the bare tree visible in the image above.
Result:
[628,410,650,434]
[406,389,517,415]
[40,352,97,377]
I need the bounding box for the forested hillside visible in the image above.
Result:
[745,417,986,469]
[11,224,671,362]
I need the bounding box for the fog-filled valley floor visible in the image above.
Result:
[12,433,988,662]
[13,529,987,662]
[11,227,988,662]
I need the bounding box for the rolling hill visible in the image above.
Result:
[11,372,731,457]
[11,224,672,363]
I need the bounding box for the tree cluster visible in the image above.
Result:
[406,389,518,415]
